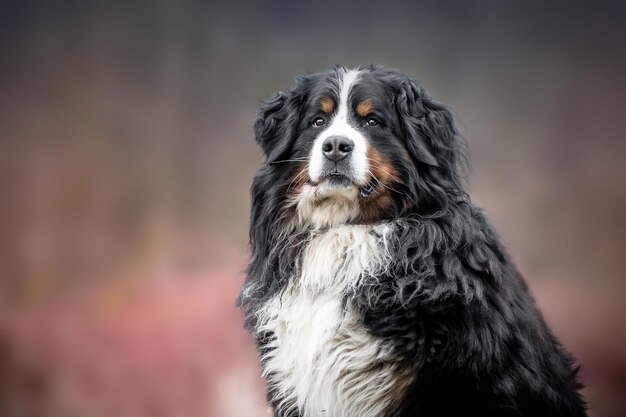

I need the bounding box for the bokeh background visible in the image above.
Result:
[1,1,625,416]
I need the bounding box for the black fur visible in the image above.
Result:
[238,66,587,417]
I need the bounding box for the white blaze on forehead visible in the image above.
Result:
[336,69,360,120]
[308,69,368,184]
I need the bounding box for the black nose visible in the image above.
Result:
[322,136,354,162]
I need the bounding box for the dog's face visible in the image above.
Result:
[253,66,465,229]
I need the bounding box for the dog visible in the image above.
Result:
[238,66,587,417]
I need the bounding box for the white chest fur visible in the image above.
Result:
[255,224,412,417]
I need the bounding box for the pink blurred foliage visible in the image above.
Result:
[530,280,626,417]
[0,261,270,417]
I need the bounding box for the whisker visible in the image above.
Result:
[374,168,402,184]
[288,168,308,188]
[287,165,310,193]
[368,166,402,184]
[269,158,309,165]
[366,169,417,206]
[365,158,403,183]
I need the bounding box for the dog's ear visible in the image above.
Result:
[395,77,466,182]
[254,80,307,164]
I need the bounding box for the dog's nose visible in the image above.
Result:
[322,136,354,162]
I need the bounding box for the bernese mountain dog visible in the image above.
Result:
[238,65,587,417]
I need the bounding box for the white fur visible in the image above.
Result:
[308,69,368,185]
[255,224,412,417]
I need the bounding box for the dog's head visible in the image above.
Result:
[253,66,467,230]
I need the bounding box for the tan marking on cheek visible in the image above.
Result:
[366,147,399,184]
[359,147,401,222]
[361,194,394,223]
[320,97,334,114]
[356,99,374,117]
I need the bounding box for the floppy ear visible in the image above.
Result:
[395,78,466,182]
[254,84,304,164]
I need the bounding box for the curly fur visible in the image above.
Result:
[238,65,587,417]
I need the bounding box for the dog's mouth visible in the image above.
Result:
[325,172,353,187]
[308,174,379,199]
[309,172,353,187]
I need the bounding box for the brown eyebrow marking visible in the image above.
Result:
[320,97,334,114]
[356,99,374,117]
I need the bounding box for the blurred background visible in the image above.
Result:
[1,1,625,416]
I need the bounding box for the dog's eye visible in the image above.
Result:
[365,118,379,127]
[312,117,326,128]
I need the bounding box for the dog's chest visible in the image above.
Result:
[256,225,410,417]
